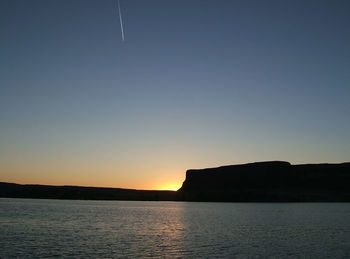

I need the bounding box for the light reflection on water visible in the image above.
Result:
[1,198,350,258]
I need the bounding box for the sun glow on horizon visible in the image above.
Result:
[157,182,182,191]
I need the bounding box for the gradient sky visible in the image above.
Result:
[1,0,350,190]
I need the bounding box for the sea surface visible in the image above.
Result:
[1,198,350,258]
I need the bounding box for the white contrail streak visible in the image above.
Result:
[117,0,125,41]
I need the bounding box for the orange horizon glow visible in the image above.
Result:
[0,163,188,191]
[0,177,184,191]
[156,182,182,191]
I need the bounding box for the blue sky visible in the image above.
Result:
[1,0,349,189]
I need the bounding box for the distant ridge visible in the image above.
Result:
[1,161,350,202]
[0,182,180,201]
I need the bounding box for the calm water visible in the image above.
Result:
[1,199,350,258]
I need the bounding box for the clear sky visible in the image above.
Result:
[1,0,349,190]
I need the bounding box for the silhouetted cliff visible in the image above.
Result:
[179,161,350,201]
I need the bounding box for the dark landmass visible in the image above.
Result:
[0,182,180,201]
[180,161,350,202]
[1,161,350,202]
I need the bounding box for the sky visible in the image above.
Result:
[1,0,350,190]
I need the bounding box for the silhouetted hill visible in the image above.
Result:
[0,182,180,201]
[1,161,350,201]
[179,161,350,201]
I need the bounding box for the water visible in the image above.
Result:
[1,198,350,258]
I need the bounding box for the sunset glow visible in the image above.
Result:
[1,0,350,190]
[158,183,182,191]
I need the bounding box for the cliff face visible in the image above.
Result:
[179,161,350,201]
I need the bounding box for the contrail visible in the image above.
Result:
[117,0,125,41]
